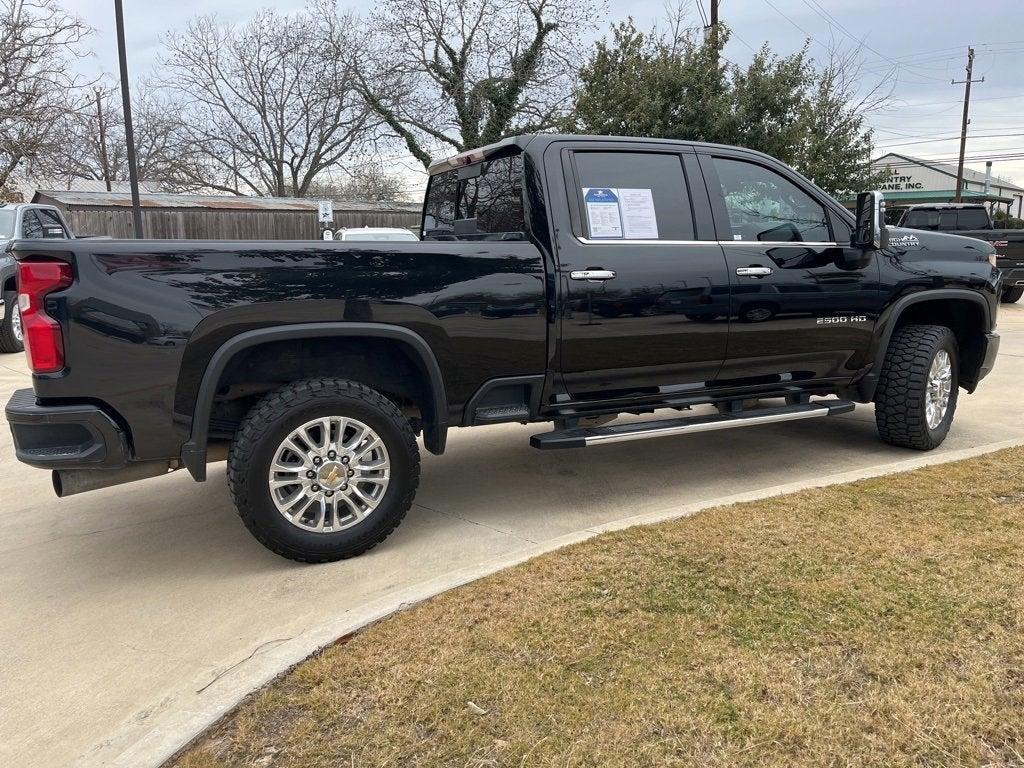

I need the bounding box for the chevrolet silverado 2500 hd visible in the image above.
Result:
[5,135,1002,561]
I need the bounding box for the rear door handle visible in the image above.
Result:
[736,266,773,278]
[570,269,617,282]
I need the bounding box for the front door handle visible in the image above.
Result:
[571,269,617,282]
[736,266,773,278]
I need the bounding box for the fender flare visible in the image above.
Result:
[179,322,448,480]
[857,288,992,401]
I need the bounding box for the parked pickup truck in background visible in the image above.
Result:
[0,203,75,353]
[898,203,1024,304]
[4,135,1002,562]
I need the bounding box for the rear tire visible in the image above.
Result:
[0,290,23,353]
[1001,285,1023,303]
[228,378,420,563]
[874,324,958,451]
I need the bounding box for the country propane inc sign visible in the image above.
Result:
[879,168,925,192]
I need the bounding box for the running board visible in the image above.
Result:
[530,400,855,450]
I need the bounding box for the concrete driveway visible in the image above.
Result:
[3,304,1023,768]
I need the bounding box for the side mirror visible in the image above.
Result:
[852,191,887,250]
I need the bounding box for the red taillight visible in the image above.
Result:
[17,260,73,374]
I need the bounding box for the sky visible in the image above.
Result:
[61,0,1024,195]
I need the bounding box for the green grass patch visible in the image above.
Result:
[174,448,1024,768]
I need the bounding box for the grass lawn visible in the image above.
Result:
[174,447,1024,768]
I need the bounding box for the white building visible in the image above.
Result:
[872,152,1024,219]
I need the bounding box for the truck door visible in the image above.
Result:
[698,151,880,385]
[550,143,731,400]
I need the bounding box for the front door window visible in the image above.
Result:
[712,157,831,243]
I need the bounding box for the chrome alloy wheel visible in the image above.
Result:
[11,302,22,343]
[268,416,390,533]
[925,349,953,430]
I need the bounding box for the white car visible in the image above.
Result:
[336,227,419,242]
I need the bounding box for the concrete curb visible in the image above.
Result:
[87,437,1024,768]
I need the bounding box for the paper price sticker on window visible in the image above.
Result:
[618,188,658,239]
[583,187,659,240]
[583,188,623,239]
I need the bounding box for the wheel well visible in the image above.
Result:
[207,338,434,439]
[893,298,988,390]
[2,276,14,294]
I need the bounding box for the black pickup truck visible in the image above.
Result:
[5,135,1002,562]
[898,203,1024,303]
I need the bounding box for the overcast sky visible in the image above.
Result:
[62,0,1024,193]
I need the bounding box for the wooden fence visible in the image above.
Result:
[33,195,421,240]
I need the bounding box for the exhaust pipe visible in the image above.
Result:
[53,461,174,498]
[51,442,232,498]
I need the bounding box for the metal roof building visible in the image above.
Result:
[872,152,1024,216]
[31,190,421,240]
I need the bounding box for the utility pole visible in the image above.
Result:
[952,47,984,203]
[710,0,718,28]
[95,89,111,192]
[114,0,144,238]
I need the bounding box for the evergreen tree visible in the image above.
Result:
[568,21,886,197]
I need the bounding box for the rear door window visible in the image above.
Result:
[572,151,694,241]
[422,154,526,241]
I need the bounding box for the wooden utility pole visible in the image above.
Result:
[95,89,112,192]
[710,0,718,28]
[952,47,984,202]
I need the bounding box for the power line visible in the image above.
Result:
[760,0,829,49]
[694,0,708,28]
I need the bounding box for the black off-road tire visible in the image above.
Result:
[874,324,959,451]
[0,290,23,353]
[1001,285,1023,304]
[228,378,420,563]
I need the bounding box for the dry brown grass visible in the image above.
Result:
[173,448,1024,768]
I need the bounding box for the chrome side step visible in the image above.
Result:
[530,400,855,450]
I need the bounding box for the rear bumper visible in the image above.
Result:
[5,388,129,469]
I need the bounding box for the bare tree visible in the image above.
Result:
[0,0,88,191]
[350,0,601,168]
[34,84,194,191]
[307,163,409,202]
[155,4,373,197]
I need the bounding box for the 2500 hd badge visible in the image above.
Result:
[818,315,869,324]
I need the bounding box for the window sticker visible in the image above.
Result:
[583,188,623,238]
[582,187,659,240]
[618,188,659,239]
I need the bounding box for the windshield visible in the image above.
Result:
[901,207,991,231]
[956,208,991,230]
[0,209,14,239]
[341,231,418,242]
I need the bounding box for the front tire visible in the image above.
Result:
[228,378,420,563]
[0,290,24,353]
[874,324,959,450]
[1001,285,1023,304]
